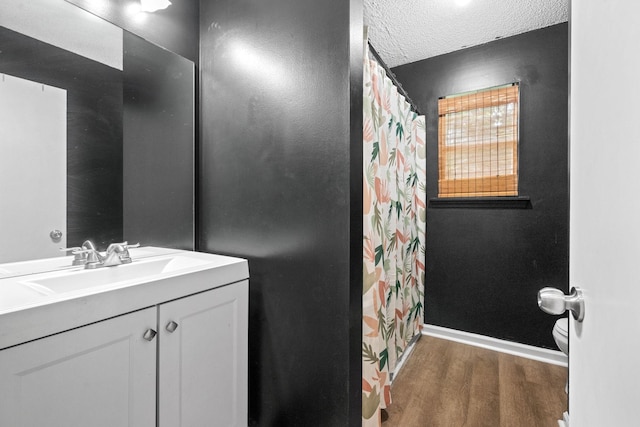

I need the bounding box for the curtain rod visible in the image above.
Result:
[367,42,423,116]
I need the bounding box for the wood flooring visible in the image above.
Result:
[384,335,568,427]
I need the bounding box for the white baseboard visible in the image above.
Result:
[390,333,421,383]
[422,324,568,367]
[557,411,570,427]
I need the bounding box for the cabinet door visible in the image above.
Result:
[158,280,248,427]
[0,307,157,427]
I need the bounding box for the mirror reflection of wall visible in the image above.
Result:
[0,0,195,265]
[122,32,195,252]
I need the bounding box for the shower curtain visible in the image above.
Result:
[362,47,426,427]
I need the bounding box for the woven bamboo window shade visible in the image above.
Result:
[438,83,520,197]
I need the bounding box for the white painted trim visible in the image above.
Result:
[557,411,570,427]
[390,333,421,383]
[422,324,568,367]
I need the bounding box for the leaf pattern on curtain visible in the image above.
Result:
[362,47,427,427]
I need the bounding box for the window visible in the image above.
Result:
[438,83,519,198]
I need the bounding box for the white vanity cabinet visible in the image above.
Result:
[0,307,158,427]
[0,279,248,427]
[159,280,249,427]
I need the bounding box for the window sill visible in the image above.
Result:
[428,196,532,209]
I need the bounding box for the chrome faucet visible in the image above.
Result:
[60,240,100,266]
[102,243,133,267]
[68,240,140,269]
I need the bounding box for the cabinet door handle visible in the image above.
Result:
[166,321,179,333]
[143,328,157,341]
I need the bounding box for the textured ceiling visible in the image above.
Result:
[364,0,569,67]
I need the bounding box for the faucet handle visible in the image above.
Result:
[71,248,102,268]
[105,242,140,264]
[115,242,141,254]
[60,247,87,266]
[107,242,140,249]
[60,246,81,253]
[121,242,141,262]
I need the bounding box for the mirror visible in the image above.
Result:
[0,0,194,272]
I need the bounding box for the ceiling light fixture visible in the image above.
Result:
[139,0,172,13]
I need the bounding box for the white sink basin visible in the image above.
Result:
[0,257,76,278]
[0,283,48,308]
[0,247,249,351]
[21,255,212,296]
[0,246,181,279]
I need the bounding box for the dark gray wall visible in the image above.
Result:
[199,0,362,425]
[123,32,194,249]
[392,23,569,349]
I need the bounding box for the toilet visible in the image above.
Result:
[553,317,570,427]
[553,317,569,355]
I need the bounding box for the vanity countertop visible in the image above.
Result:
[0,247,248,350]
